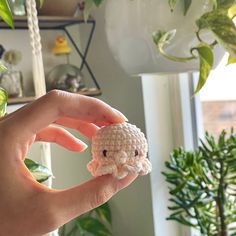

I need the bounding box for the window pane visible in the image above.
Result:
[199,54,236,138]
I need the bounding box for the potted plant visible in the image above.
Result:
[85,0,236,94]
[162,130,236,236]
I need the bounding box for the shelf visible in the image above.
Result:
[0,16,95,29]
[8,89,102,105]
[0,15,102,99]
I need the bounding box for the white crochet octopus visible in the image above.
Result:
[87,122,152,179]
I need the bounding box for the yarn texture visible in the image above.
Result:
[87,123,152,179]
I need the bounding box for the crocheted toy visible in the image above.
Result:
[87,123,152,179]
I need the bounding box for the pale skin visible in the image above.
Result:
[0,90,137,236]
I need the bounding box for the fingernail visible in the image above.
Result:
[112,108,128,121]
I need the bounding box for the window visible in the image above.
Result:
[199,54,236,137]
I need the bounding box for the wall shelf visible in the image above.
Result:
[0,16,101,104]
[8,88,102,105]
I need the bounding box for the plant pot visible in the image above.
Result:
[38,0,79,17]
[104,0,224,75]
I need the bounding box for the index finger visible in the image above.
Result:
[4,90,128,135]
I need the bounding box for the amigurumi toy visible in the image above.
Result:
[87,122,152,179]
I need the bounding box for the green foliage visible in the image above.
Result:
[192,44,214,94]
[83,0,105,21]
[0,88,8,116]
[163,130,236,235]
[84,0,236,94]
[24,158,53,183]
[0,0,13,28]
[60,202,112,236]
[153,1,236,94]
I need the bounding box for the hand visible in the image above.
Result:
[0,90,137,236]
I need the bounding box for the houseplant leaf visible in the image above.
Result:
[84,0,94,21]
[38,0,44,8]
[24,158,53,183]
[0,87,8,117]
[95,202,112,225]
[192,43,214,94]
[217,0,235,8]
[197,9,236,57]
[168,0,178,12]
[183,0,192,15]
[153,30,196,62]
[0,0,13,28]
[92,0,104,7]
[76,216,112,236]
[227,54,236,65]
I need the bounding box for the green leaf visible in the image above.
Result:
[153,30,196,62]
[168,0,178,12]
[192,44,214,94]
[197,9,236,57]
[228,3,236,18]
[84,0,94,21]
[24,158,53,183]
[167,215,197,227]
[153,30,176,46]
[0,0,14,28]
[0,87,8,117]
[217,0,235,8]
[0,63,7,72]
[227,54,236,65]
[93,0,104,7]
[95,202,112,225]
[38,0,44,8]
[76,217,112,236]
[183,0,192,15]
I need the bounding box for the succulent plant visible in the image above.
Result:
[163,130,236,236]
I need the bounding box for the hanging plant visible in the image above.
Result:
[83,0,236,94]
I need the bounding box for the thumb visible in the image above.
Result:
[48,174,137,228]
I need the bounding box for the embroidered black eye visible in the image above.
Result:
[103,150,107,157]
[135,150,139,156]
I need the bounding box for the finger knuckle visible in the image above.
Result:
[91,190,110,209]
[90,182,118,209]
[46,89,68,100]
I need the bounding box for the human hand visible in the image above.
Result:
[0,90,137,236]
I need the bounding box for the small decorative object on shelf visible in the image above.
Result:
[46,35,86,93]
[88,122,152,179]
[52,35,71,55]
[9,0,26,16]
[0,49,24,98]
[0,17,101,103]
[47,64,85,93]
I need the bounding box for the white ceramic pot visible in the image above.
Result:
[105,0,224,75]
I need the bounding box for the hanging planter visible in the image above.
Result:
[89,0,236,93]
[105,0,214,74]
